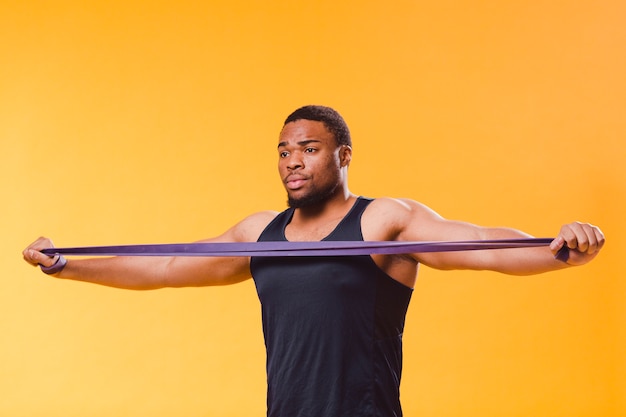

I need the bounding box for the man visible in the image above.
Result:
[24,105,604,416]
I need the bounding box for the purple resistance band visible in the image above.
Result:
[42,238,570,262]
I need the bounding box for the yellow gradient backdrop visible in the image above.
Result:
[1,1,624,416]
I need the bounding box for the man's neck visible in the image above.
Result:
[285,190,357,241]
[293,190,356,223]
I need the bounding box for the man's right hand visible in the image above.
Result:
[23,236,59,270]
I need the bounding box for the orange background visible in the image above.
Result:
[1,1,624,416]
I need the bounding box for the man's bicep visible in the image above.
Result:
[164,255,252,287]
[164,210,278,287]
[396,199,483,242]
[395,200,494,269]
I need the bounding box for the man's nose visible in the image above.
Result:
[286,153,304,170]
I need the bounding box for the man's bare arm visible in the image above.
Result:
[23,211,277,289]
[371,198,604,275]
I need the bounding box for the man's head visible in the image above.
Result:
[283,105,351,147]
[279,106,352,209]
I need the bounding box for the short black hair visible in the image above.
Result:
[283,105,352,147]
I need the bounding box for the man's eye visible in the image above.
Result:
[279,151,289,158]
[304,148,316,153]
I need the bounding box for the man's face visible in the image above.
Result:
[278,119,347,208]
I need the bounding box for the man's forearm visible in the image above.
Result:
[55,256,172,290]
[476,227,568,275]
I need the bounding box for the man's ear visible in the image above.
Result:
[339,145,352,167]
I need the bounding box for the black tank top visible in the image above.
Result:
[250,197,413,417]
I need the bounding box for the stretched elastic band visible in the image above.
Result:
[40,254,67,275]
[41,238,569,262]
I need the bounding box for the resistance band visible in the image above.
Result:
[42,238,569,261]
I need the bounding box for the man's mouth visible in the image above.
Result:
[285,175,308,190]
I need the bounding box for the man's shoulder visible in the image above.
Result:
[230,210,280,242]
[245,210,282,223]
[362,197,432,240]
[367,196,430,214]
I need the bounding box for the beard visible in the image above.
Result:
[287,181,339,208]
